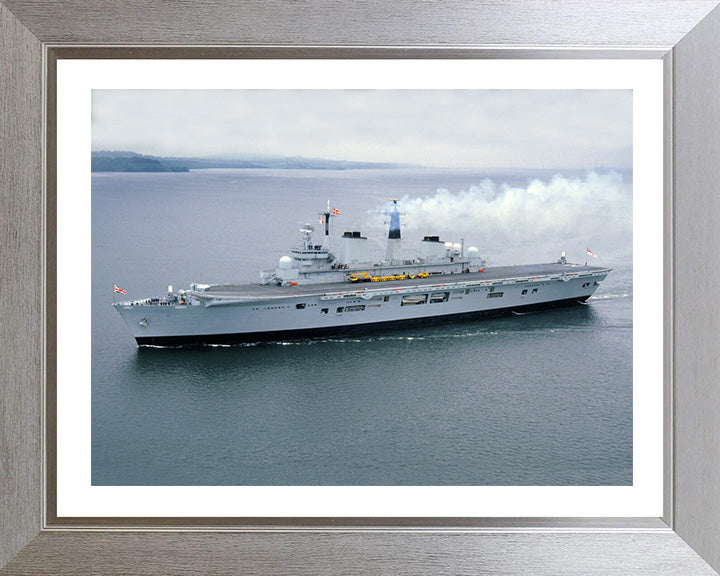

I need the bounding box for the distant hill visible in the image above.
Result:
[91,151,419,172]
[91,151,191,172]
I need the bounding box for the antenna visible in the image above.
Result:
[318,200,339,245]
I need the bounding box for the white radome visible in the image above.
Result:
[279,256,293,269]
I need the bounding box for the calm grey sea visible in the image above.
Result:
[91,168,632,486]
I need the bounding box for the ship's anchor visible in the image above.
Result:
[139,317,149,327]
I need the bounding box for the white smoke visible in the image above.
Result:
[366,171,632,265]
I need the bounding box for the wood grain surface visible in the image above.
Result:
[1,531,718,576]
[0,3,42,570]
[672,4,720,572]
[1,0,718,47]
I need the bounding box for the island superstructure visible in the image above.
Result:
[113,200,611,346]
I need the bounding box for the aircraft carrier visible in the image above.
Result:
[113,201,611,346]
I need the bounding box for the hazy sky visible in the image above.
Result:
[92,90,632,169]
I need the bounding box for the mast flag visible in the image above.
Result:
[318,201,339,245]
[585,248,598,266]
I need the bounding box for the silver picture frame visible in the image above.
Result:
[2,1,720,574]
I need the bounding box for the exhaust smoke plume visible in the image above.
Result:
[367,171,632,265]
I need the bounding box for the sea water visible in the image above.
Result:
[91,168,632,485]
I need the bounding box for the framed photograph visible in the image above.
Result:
[55,59,661,521]
[2,2,720,575]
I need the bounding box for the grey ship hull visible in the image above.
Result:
[114,263,610,347]
[133,295,590,346]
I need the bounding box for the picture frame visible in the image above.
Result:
[2,1,720,574]
[62,60,655,518]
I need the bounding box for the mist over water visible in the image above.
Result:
[92,168,632,486]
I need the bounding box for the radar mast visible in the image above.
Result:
[318,199,340,247]
[384,199,404,263]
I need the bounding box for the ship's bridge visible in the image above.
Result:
[291,224,331,265]
[291,245,329,260]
